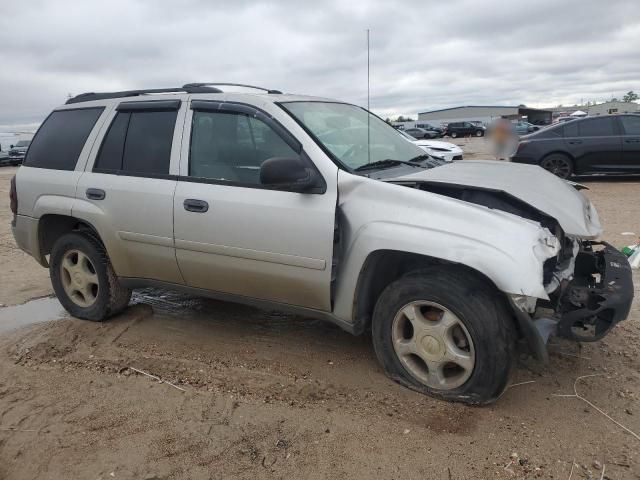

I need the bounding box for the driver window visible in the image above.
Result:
[189,110,299,185]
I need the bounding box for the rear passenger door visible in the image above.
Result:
[173,100,337,311]
[619,115,640,171]
[564,117,622,173]
[76,99,186,284]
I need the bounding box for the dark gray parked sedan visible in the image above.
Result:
[511,114,640,178]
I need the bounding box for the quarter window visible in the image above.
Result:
[563,121,578,137]
[189,111,299,185]
[94,110,177,175]
[25,108,104,170]
[620,116,640,135]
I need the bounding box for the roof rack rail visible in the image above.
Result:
[182,83,283,94]
[65,85,224,105]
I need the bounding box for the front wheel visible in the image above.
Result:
[372,267,515,404]
[475,130,484,137]
[50,232,131,321]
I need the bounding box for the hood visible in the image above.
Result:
[412,139,459,150]
[391,160,601,238]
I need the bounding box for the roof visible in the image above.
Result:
[64,83,338,106]
[418,105,551,115]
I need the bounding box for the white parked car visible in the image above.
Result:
[11,83,633,404]
[398,130,463,161]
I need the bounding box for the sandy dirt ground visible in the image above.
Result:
[0,154,639,479]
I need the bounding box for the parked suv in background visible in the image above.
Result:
[11,84,633,404]
[8,140,31,165]
[511,114,640,178]
[0,147,10,166]
[444,121,485,138]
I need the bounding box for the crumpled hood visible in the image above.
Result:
[391,160,602,238]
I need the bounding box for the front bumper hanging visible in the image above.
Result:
[555,241,634,342]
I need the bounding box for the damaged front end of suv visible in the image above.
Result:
[388,162,634,362]
[528,239,633,357]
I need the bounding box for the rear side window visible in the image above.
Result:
[94,112,129,171]
[620,116,640,135]
[578,117,616,137]
[94,110,177,175]
[25,108,103,170]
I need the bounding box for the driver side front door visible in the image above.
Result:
[173,101,337,311]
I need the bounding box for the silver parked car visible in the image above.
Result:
[11,83,633,404]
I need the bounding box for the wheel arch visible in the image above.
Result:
[38,214,104,266]
[350,249,507,335]
[540,150,575,164]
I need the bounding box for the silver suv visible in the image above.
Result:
[10,83,633,404]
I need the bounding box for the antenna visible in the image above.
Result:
[367,29,370,112]
[367,28,371,164]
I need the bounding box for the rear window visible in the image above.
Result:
[24,108,104,170]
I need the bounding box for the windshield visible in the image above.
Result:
[281,102,426,171]
[16,140,30,147]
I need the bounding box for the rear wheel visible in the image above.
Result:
[50,232,131,321]
[540,153,573,179]
[372,267,515,404]
[450,131,458,138]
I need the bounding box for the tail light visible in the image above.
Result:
[9,175,17,216]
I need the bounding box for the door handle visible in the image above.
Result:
[86,188,105,200]
[183,199,209,213]
[625,139,640,143]
[568,140,583,145]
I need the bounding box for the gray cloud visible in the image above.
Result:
[0,0,638,132]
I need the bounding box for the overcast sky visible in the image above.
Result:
[1,0,639,139]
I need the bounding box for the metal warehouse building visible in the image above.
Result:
[417,105,552,127]
[587,101,639,116]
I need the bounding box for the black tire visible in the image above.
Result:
[475,130,484,137]
[372,267,516,405]
[540,153,573,179]
[50,232,131,321]
[450,131,458,138]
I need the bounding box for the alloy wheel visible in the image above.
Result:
[541,156,571,179]
[60,249,99,307]
[391,301,475,390]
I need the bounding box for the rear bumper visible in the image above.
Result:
[11,214,43,264]
[555,241,634,341]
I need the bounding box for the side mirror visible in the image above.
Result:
[10,145,14,149]
[260,157,322,193]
